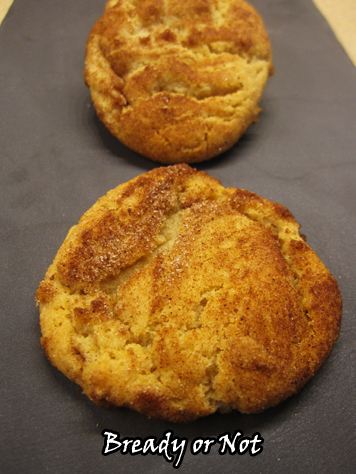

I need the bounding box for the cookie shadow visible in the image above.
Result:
[86,102,260,172]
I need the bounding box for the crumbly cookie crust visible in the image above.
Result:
[37,165,341,422]
[84,0,273,163]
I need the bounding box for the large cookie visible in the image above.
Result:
[84,0,273,163]
[36,165,342,422]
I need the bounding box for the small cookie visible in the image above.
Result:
[84,0,273,163]
[37,165,342,423]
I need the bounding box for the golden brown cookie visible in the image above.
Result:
[84,0,273,163]
[36,165,342,422]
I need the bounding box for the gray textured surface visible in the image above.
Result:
[0,1,355,473]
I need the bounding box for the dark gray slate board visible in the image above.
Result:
[0,1,355,473]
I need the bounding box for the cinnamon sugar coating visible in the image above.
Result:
[84,0,273,163]
[37,165,341,422]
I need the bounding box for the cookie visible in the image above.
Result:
[36,165,341,422]
[84,0,273,164]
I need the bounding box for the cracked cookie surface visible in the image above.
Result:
[37,165,342,422]
[84,0,273,163]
